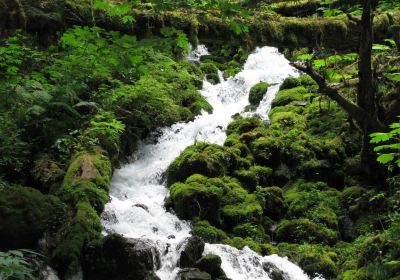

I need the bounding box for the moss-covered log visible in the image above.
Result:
[1,0,399,52]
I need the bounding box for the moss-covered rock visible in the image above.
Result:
[56,150,112,213]
[52,201,102,276]
[194,254,226,278]
[226,116,265,137]
[223,236,277,255]
[193,220,228,243]
[169,175,223,222]
[272,86,308,108]
[83,234,161,280]
[249,82,270,106]
[255,186,287,220]
[298,251,338,278]
[179,236,205,268]
[0,186,67,250]
[234,165,272,190]
[275,219,337,245]
[221,194,263,229]
[167,143,239,185]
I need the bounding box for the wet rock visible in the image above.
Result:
[168,235,176,239]
[194,254,226,278]
[178,268,211,280]
[263,262,289,280]
[83,234,160,280]
[134,203,150,212]
[179,236,205,268]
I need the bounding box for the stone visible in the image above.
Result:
[83,234,161,280]
[179,236,205,268]
[263,261,289,280]
[178,268,212,280]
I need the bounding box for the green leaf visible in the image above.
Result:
[377,153,395,164]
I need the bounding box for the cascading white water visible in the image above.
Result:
[101,46,321,280]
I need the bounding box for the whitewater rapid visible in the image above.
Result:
[101,46,321,280]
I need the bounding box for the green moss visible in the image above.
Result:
[194,254,224,278]
[269,111,306,131]
[221,194,263,228]
[232,223,269,243]
[226,116,265,136]
[223,237,277,255]
[255,186,287,220]
[169,175,223,222]
[167,142,239,185]
[193,220,228,243]
[341,187,370,219]
[234,165,272,190]
[52,201,101,275]
[249,82,270,106]
[200,62,219,76]
[0,186,67,249]
[272,86,308,108]
[276,219,337,245]
[61,151,112,192]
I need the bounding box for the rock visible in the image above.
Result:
[194,254,226,278]
[179,236,205,268]
[178,268,211,280]
[168,235,176,239]
[263,262,289,280]
[0,186,66,250]
[83,234,161,280]
[134,203,150,212]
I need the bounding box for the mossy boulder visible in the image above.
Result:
[298,251,338,278]
[255,186,287,220]
[169,175,223,222]
[193,220,228,243]
[341,186,370,219]
[249,82,270,106]
[0,186,67,250]
[200,62,219,84]
[272,86,308,108]
[51,201,102,276]
[83,234,161,280]
[223,236,277,255]
[226,116,265,137]
[279,75,316,91]
[179,236,205,268]
[56,150,112,213]
[221,194,263,229]
[167,142,239,185]
[275,219,337,245]
[194,254,226,278]
[234,165,272,190]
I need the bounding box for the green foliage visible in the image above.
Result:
[0,249,39,280]
[370,118,400,169]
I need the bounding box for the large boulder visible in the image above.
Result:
[194,254,226,278]
[178,268,211,280]
[179,236,205,268]
[83,234,161,280]
[0,186,67,250]
[166,142,239,185]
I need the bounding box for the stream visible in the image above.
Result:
[101,46,323,280]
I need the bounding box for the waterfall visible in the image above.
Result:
[101,46,320,280]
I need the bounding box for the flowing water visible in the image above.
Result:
[101,46,322,280]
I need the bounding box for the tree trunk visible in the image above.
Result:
[357,0,385,180]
